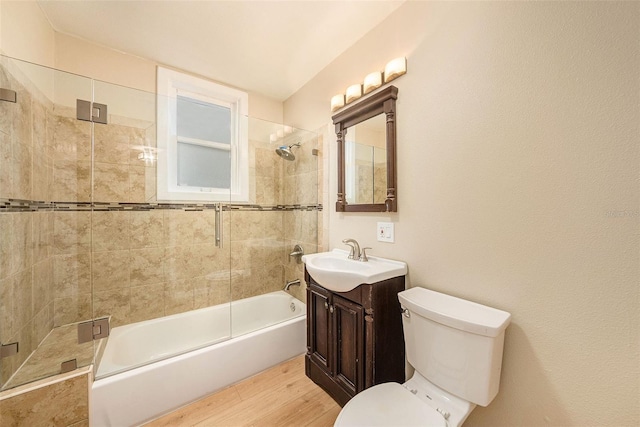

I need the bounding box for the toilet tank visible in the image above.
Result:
[398,287,511,407]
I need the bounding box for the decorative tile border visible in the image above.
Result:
[0,198,322,213]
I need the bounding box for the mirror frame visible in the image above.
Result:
[332,85,398,212]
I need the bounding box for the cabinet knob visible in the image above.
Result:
[329,305,334,313]
[324,301,329,310]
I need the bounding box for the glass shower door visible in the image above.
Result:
[0,55,95,391]
[90,80,232,379]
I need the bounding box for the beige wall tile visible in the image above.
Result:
[12,140,32,201]
[0,214,13,280]
[92,211,130,252]
[32,302,53,348]
[54,293,91,327]
[129,248,164,286]
[0,274,15,343]
[12,270,33,333]
[93,123,131,165]
[52,116,91,161]
[0,131,14,199]
[130,282,165,323]
[53,254,91,298]
[92,250,130,292]
[53,212,91,255]
[93,162,130,202]
[130,210,163,249]
[164,279,194,316]
[32,258,53,315]
[32,212,53,262]
[52,159,91,202]
[94,288,130,327]
[0,373,89,426]
[13,84,32,149]
[129,165,146,203]
[164,245,201,282]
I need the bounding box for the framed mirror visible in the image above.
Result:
[332,85,397,212]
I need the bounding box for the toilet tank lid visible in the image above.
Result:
[398,287,511,337]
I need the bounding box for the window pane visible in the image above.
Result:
[177,96,231,143]
[177,141,231,189]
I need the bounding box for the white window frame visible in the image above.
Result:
[157,67,249,202]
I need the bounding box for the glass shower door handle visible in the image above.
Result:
[215,203,223,248]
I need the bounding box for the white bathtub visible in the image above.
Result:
[91,291,306,426]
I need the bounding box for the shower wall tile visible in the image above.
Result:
[0,275,14,343]
[130,210,164,249]
[12,214,33,279]
[93,162,130,202]
[53,212,91,255]
[129,283,165,323]
[32,99,48,153]
[129,165,146,202]
[32,150,54,202]
[129,248,164,286]
[94,288,130,327]
[92,250,130,292]
[0,372,89,427]
[0,130,13,199]
[33,212,54,261]
[53,254,91,298]
[32,303,53,348]
[0,214,12,280]
[92,211,130,252]
[32,258,53,315]
[52,159,91,202]
[93,124,132,164]
[52,116,91,161]
[14,82,33,150]
[13,270,33,330]
[164,245,201,282]
[164,279,194,316]
[53,293,91,327]
[12,140,32,201]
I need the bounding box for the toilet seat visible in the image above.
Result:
[334,382,448,427]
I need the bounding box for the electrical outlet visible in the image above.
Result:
[377,222,394,243]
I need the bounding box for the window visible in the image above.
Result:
[157,67,248,201]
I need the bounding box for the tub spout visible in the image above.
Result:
[284,279,301,291]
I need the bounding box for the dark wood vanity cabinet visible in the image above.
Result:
[305,269,406,406]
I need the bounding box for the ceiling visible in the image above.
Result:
[37,0,404,101]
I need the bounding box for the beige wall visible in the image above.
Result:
[0,3,282,123]
[0,1,55,67]
[54,32,283,123]
[285,2,639,426]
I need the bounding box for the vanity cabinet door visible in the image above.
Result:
[307,283,332,373]
[333,294,365,396]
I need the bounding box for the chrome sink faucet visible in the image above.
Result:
[342,238,361,260]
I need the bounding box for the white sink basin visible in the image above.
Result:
[302,249,407,293]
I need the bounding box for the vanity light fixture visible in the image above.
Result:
[363,71,382,95]
[384,57,407,83]
[331,94,345,112]
[345,84,363,104]
[330,57,407,111]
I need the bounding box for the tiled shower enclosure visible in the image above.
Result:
[0,54,320,393]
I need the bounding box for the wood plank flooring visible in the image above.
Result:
[146,355,341,427]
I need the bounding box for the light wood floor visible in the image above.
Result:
[146,355,341,427]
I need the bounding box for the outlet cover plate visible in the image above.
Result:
[377,222,394,243]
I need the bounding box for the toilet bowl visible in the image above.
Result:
[334,371,475,427]
[334,287,511,427]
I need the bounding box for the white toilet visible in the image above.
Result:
[334,287,511,427]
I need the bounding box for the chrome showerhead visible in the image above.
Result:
[276,142,300,161]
